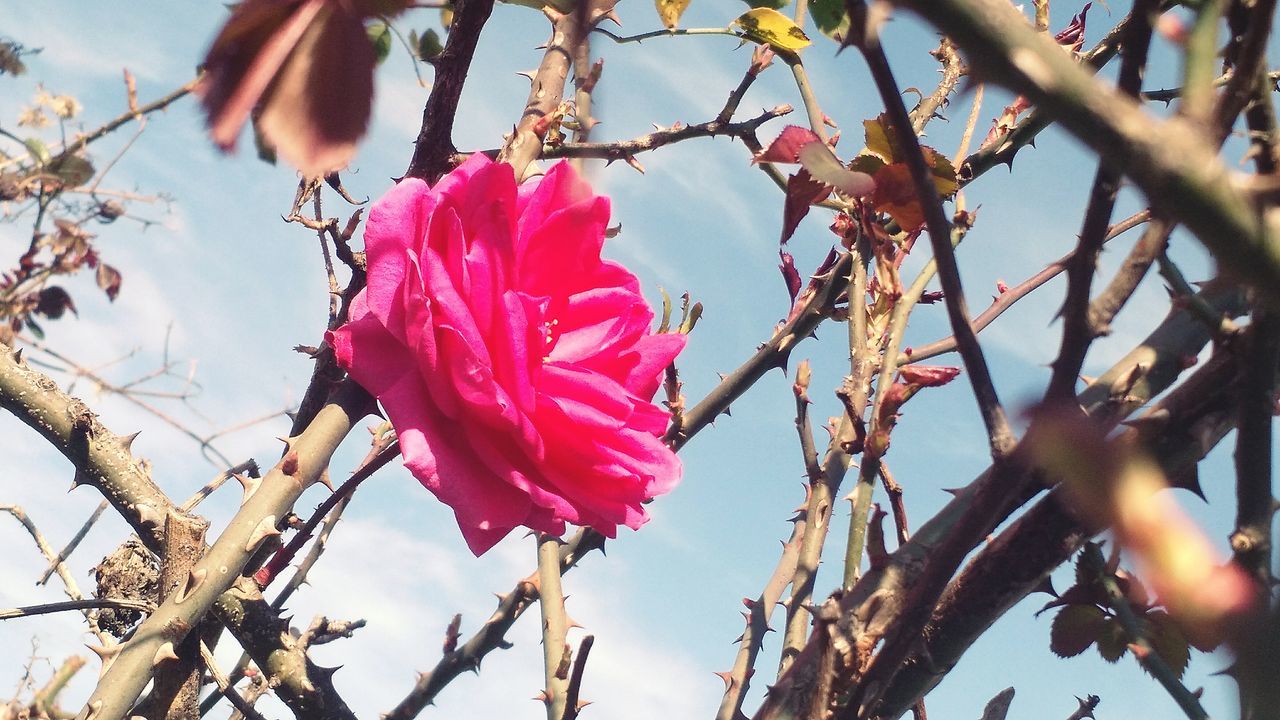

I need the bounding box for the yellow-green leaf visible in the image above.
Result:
[924,147,959,198]
[656,0,691,29]
[732,7,812,52]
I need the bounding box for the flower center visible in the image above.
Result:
[542,318,560,362]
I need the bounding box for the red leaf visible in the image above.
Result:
[779,249,801,305]
[34,286,76,319]
[200,0,324,151]
[1054,3,1092,55]
[200,0,377,176]
[898,365,961,387]
[754,125,823,164]
[96,263,122,302]
[781,168,832,244]
[871,163,924,231]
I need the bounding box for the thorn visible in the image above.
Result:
[624,155,645,174]
[245,515,281,552]
[1120,408,1170,431]
[234,473,263,505]
[517,69,537,83]
[176,567,207,604]
[118,431,141,451]
[75,700,104,720]
[85,641,121,677]
[13,347,24,364]
[69,471,90,492]
[714,670,735,690]
[85,640,121,661]
[316,469,335,492]
[152,641,179,666]
[134,503,163,528]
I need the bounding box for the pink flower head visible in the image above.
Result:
[327,155,686,555]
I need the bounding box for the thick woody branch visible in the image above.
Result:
[874,344,1247,719]
[212,578,356,720]
[753,285,1246,720]
[498,1,618,179]
[404,0,497,182]
[0,347,184,552]
[76,379,370,720]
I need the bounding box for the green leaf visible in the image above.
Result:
[48,154,94,186]
[1050,605,1104,658]
[1144,611,1191,679]
[23,137,50,165]
[849,153,886,177]
[810,0,851,41]
[923,147,958,198]
[739,0,791,8]
[416,28,443,60]
[367,21,393,64]
[863,114,903,163]
[1095,616,1129,663]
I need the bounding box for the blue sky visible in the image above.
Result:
[0,2,1259,719]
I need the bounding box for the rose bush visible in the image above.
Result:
[327,155,686,554]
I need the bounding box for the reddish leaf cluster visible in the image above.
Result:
[980,3,1091,153]
[1,218,122,344]
[865,364,961,459]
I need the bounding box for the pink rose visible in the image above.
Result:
[327,155,686,555]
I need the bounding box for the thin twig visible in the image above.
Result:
[902,210,1151,365]
[1044,0,1156,401]
[180,460,261,513]
[255,438,399,591]
[537,105,792,162]
[198,642,271,720]
[405,0,497,181]
[36,499,108,585]
[848,0,1015,457]
[383,530,605,719]
[0,598,154,621]
[1,505,109,643]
